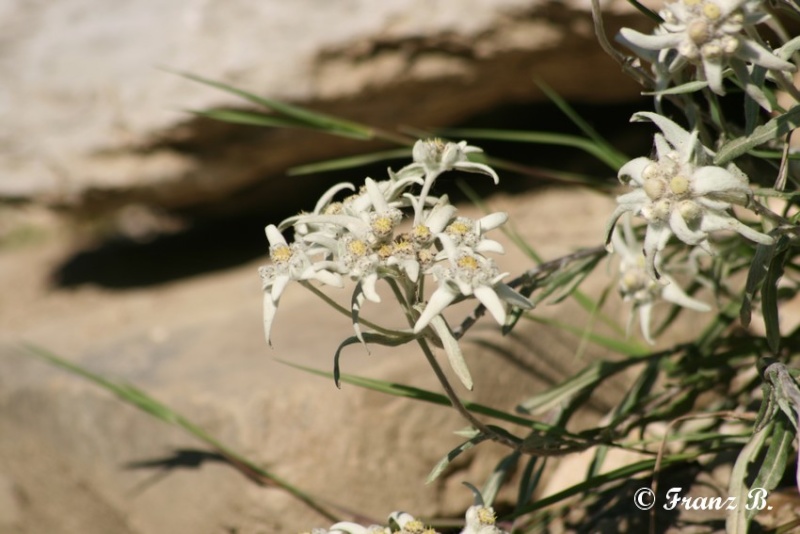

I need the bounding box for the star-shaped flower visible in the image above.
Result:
[605,112,773,279]
[396,139,499,224]
[618,0,795,106]
[611,221,711,344]
[461,505,509,534]
[259,225,342,345]
[413,235,531,333]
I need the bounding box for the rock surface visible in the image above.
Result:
[0,187,691,534]
[0,0,654,216]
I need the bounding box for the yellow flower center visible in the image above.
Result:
[393,239,414,255]
[412,224,431,241]
[403,520,425,533]
[372,216,394,234]
[703,2,721,19]
[669,176,690,195]
[457,255,480,271]
[347,239,368,257]
[643,178,665,200]
[447,221,472,236]
[378,244,393,258]
[271,245,293,263]
[477,507,496,525]
[687,20,710,44]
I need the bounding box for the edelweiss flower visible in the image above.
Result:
[325,523,388,534]
[605,112,773,279]
[413,235,532,333]
[618,0,795,103]
[396,139,499,223]
[259,225,343,345]
[305,511,440,534]
[612,220,711,344]
[461,505,509,534]
[439,213,508,255]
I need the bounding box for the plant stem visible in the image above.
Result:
[415,336,522,451]
[300,281,399,336]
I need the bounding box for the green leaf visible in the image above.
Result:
[746,414,794,521]
[333,332,415,387]
[430,315,473,391]
[516,456,546,513]
[524,314,649,357]
[715,106,800,165]
[509,451,705,518]
[426,434,487,484]
[480,451,521,506]
[516,357,635,415]
[641,80,708,96]
[727,424,771,534]
[741,239,780,327]
[763,241,790,353]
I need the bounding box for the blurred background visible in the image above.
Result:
[0,1,662,532]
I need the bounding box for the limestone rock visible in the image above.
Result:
[0,0,654,216]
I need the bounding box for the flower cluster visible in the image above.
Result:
[611,216,711,343]
[618,0,795,106]
[606,112,773,280]
[300,506,508,534]
[259,139,532,346]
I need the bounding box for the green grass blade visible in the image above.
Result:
[443,128,624,171]
[508,451,707,518]
[524,314,649,357]
[173,70,376,139]
[279,360,585,437]
[288,148,412,176]
[536,80,629,169]
[190,108,311,129]
[21,343,339,522]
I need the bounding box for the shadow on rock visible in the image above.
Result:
[51,216,269,289]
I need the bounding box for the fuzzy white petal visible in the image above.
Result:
[691,166,749,195]
[474,285,507,325]
[414,287,458,333]
[478,212,508,232]
[618,157,653,186]
[736,39,796,71]
[669,209,707,245]
[638,302,655,345]
[314,182,354,213]
[456,162,500,184]
[700,211,774,244]
[271,274,291,302]
[633,112,694,157]
[494,283,533,309]
[475,240,505,255]
[265,224,287,246]
[661,280,712,312]
[643,224,673,279]
[361,272,381,303]
[702,58,726,95]
[262,292,278,347]
[618,28,683,51]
